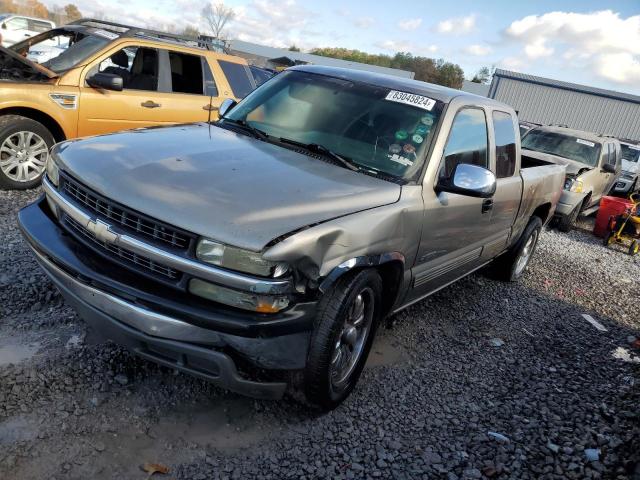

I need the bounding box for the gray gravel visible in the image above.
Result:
[1,189,639,480]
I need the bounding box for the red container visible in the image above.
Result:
[593,196,634,237]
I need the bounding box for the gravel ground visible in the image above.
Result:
[1,188,639,480]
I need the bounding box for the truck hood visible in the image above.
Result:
[0,46,56,80]
[54,123,402,251]
[522,148,592,176]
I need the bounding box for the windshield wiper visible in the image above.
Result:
[279,138,359,172]
[221,118,268,140]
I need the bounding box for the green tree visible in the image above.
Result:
[181,25,200,39]
[63,4,82,22]
[288,45,300,52]
[471,66,493,84]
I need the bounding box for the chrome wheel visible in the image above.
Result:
[0,131,49,183]
[514,230,538,276]
[330,287,374,390]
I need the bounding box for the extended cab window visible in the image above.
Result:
[218,60,254,98]
[98,47,158,91]
[493,111,517,178]
[169,51,204,95]
[28,19,52,33]
[440,108,488,180]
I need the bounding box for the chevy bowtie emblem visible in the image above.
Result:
[86,218,118,244]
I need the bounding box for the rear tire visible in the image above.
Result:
[557,201,582,232]
[491,217,542,282]
[0,115,55,190]
[304,269,382,410]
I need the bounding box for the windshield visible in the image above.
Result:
[10,28,111,73]
[621,144,640,163]
[224,70,443,180]
[522,130,601,167]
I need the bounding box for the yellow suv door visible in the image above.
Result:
[77,43,233,137]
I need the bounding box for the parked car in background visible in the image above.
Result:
[0,14,54,47]
[0,18,257,189]
[20,66,565,409]
[521,125,621,231]
[612,141,640,195]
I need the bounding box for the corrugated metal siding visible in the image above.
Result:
[492,77,640,141]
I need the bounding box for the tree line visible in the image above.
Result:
[0,0,82,25]
[309,48,465,89]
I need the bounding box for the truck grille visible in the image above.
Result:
[61,175,192,250]
[64,214,180,281]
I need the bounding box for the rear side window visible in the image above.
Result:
[440,108,488,180]
[493,111,517,178]
[169,51,204,95]
[218,60,255,98]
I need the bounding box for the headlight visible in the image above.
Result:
[196,238,288,277]
[46,155,59,186]
[564,177,583,193]
[189,278,289,313]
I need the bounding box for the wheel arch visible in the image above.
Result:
[0,107,66,143]
[318,252,405,318]
[531,202,552,224]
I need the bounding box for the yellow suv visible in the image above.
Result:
[0,18,258,189]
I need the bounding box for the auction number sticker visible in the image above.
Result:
[385,90,436,111]
[576,138,595,147]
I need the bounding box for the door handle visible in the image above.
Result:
[141,101,161,109]
[482,199,493,213]
[202,104,219,112]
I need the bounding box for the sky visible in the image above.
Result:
[41,0,640,94]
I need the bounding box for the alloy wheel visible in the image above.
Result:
[0,131,49,183]
[514,230,538,276]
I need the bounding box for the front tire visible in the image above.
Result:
[0,115,55,190]
[304,269,382,410]
[491,217,542,282]
[557,201,582,232]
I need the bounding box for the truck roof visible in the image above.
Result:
[532,124,619,144]
[289,65,511,107]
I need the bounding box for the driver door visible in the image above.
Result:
[407,106,495,302]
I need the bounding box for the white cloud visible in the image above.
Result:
[398,18,422,31]
[354,16,375,29]
[505,10,640,85]
[436,14,476,34]
[465,44,492,56]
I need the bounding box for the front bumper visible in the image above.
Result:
[19,198,317,399]
[555,190,589,216]
[613,177,636,193]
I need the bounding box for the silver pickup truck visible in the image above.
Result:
[19,66,565,409]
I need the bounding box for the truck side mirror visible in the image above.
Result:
[218,98,237,118]
[86,72,123,92]
[602,163,616,174]
[436,163,496,198]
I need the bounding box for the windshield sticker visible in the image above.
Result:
[91,29,119,40]
[576,138,595,147]
[389,144,402,154]
[412,134,424,144]
[386,90,436,111]
[415,124,429,136]
[388,154,414,166]
[394,130,408,141]
[403,144,416,154]
[420,114,434,126]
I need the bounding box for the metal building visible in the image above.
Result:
[488,69,640,141]
[228,40,415,79]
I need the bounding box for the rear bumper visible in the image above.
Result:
[18,197,317,399]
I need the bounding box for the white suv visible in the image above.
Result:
[0,14,55,47]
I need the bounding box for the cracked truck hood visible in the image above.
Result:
[0,46,56,80]
[522,149,592,176]
[54,123,402,251]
